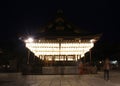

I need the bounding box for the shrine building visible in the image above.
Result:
[22,11,101,67]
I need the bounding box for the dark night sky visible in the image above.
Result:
[0,0,120,57]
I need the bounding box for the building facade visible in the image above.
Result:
[21,11,101,74]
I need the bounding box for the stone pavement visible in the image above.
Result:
[0,71,120,86]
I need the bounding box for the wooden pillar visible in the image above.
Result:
[39,55,40,59]
[80,55,81,60]
[84,55,86,63]
[52,55,55,66]
[44,55,45,60]
[77,55,79,60]
[90,50,92,64]
[27,50,30,64]
[74,55,76,61]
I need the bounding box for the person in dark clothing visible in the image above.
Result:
[103,58,110,81]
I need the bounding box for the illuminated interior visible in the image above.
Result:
[25,38,95,61]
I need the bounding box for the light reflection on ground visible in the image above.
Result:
[0,71,120,86]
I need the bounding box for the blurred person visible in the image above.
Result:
[79,61,84,75]
[103,58,110,81]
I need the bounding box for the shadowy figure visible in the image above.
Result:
[79,61,84,75]
[103,58,110,81]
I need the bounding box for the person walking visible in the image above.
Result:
[103,58,110,81]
